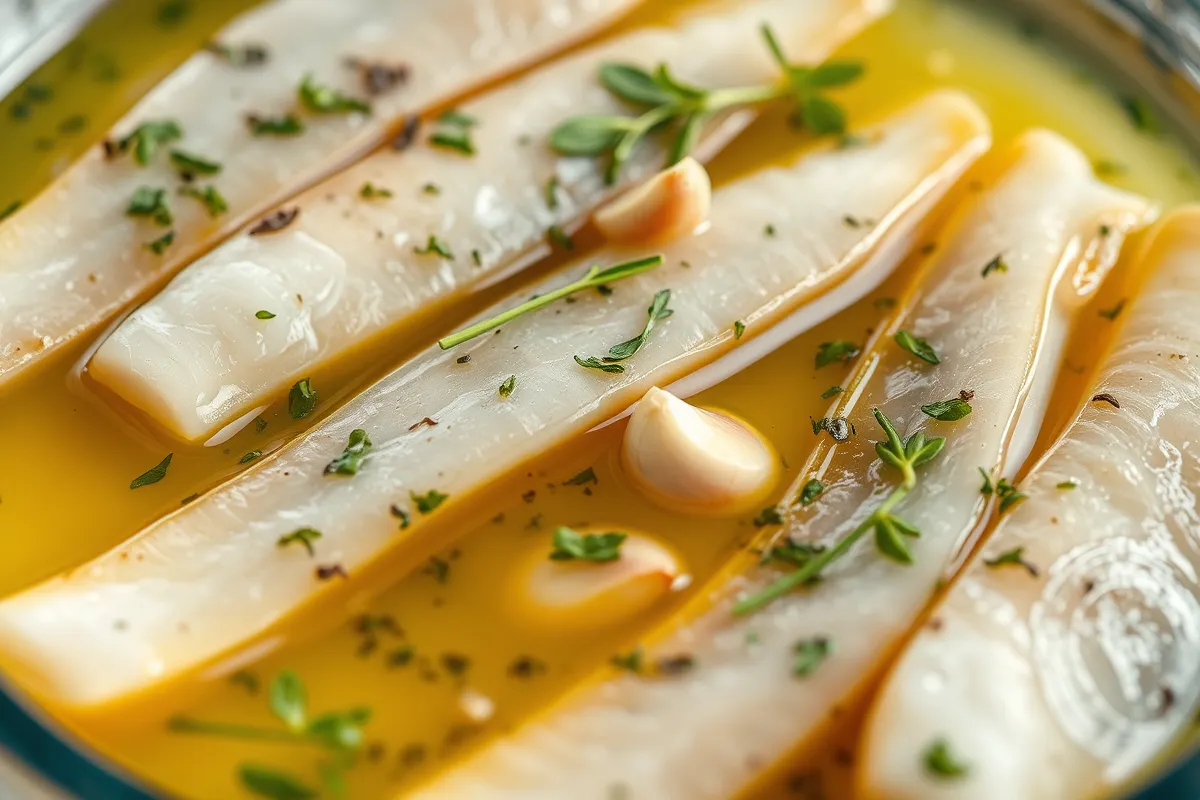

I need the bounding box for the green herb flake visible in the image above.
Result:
[277,528,322,557]
[923,737,969,779]
[117,119,182,165]
[145,230,176,255]
[179,184,228,217]
[611,646,644,673]
[238,764,316,800]
[921,397,972,422]
[499,375,516,398]
[411,489,448,515]
[574,355,625,374]
[550,526,626,562]
[288,378,318,420]
[815,340,860,368]
[798,479,824,506]
[130,453,173,489]
[239,450,262,464]
[1057,479,1079,490]
[298,74,371,114]
[821,385,843,399]
[248,114,305,136]
[753,505,784,527]
[592,289,673,365]
[981,254,1008,277]
[126,186,173,226]
[792,636,832,677]
[324,429,372,476]
[545,176,560,209]
[169,149,221,176]
[255,310,276,320]
[996,478,1027,514]
[894,330,940,364]
[978,467,994,496]
[983,546,1039,577]
[414,235,454,259]
[734,320,746,339]
[360,182,393,199]
[563,467,598,486]
[421,182,441,195]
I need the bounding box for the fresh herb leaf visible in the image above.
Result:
[574,355,625,374]
[298,74,370,114]
[239,765,316,800]
[611,646,644,673]
[799,94,846,135]
[414,235,453,259]
[978,467,994,495]
[179,184,228,217]
[792,636,832,677]
[735,409,945,615]
[126,187,172,226]
[996,478,1026,514]
[563,467,598,486]
[894,330,939,364]
[277,528,322,557]
[130,453,172,489]
[923,738,969,778]
[324,429,372,476]
[734,320,746,339]
[145,230,175,254]
[248,114,304,136]
[753,506,784,527]
[169,149,221,176]
[549,526,626,562]
[411,489,448,515]
[798,479,824,506]
[601,289,673,362]
[815,340,859,368]
[544,176,560,209]
[983,546,1039,577]
[921,397,972,421]
[1057,479,1079,490]
[498,375,516,398]
[239,450,262,464]
[821,385,843,399]
[256,310,276,320]
[117,119,182,165]
[288,378,318,420]
[439,255,664,349]
[428,110,477,155]
[359,182,392,199]
[268,670,307,730]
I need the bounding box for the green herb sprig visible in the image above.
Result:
[734,409,944,615]
[550,25,862,182]
[575,289,673,373]
[550,526,626,562]
[438,255,664,349]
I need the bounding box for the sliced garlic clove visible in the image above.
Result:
[508,531,680,631]
[621,387,778,515]
[594,157,712,244]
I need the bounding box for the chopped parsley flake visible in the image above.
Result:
[815,340,859,368]
[130,453,173,489]
[549,526,626,562]
[324,429,372,476]
[288,378,318,419]
[798,479,824,506]
[792,636,832,677]
[277,528,322,556]
[414,235,453,259]
[498,375,516,398]
[923,738,969,778]
[411,489,448,515]
[298,74,371,114]
[920,397,972,421]
[894,329,939,364]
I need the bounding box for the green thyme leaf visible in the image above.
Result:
[996,478,1027,514]
[248,114,304,136]
[808,60,865,87]
[923,737,969,778]
[324,429,372,476]
[414,235,453,259]
[599,63,674,106]
[798,94,846,135]
[921,397,972,421]
[239,450,262,464]
[549,526,626,562]
[549,114,629,156]
[978,467,994,496]
[127,186,172,226]
[179,184,228,217]
[359,182,392,199]
[239,765,316,800]
[611,646,644,673]
[411,489,448,515]
[277,528,321,557]
[603,289,673,362]
[169,149,221,176]
[983,546,1038,577]
[874,516,914,564]
[544,176,560,209]
[499,375,516,398]
[894,330,940,364]
[821,385,843,399]
[268,670,307,730]
[288,378,318,420]
[429,110,477,155]
[547,225,574,250]
[574,355,625,374]
[117,119,182,165]
[815,340,860,368]
[981,254,1008,277]
[563,467,597,486]
[792,636,832,677]
[145,229,175,254]
[1057,479,1079,490]
[798,479,824,506]
[298,74,370,114]
[256,310,276,320]
[130,453,173,489]
[734,320,746,339]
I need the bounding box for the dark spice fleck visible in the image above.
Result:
[441,653,471,678]
[456,354,471,364]
[249,207,299,235]
[655,654,695,676]
[508,656,547,679]
[391,114,421,151]
[346,58,410,96]
[315,563,348,581]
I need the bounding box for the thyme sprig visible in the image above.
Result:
[733,409,944,615]
[438,254,664,349]
[550,24,862,182]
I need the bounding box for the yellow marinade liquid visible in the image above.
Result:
[0,0,1197,798]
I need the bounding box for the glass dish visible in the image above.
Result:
[0,0,1197,796]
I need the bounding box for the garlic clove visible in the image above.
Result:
[507,531,681,632]
[621,387,778,515]
[593,157,712,244]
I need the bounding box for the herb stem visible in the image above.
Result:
[438,255,663,349]
[168,716,315,745]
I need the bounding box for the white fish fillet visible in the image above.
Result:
[858,207,1200,800]
[0,92,987,709]
[88,0,890,442]
[0,0,641,389]
[407,131,1154,800]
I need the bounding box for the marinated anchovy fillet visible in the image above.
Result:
[859,207,1200,800]
[0,92,988,708]
[0,0,642,388]
[409,131,1154,800]
[89,0,890,442]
